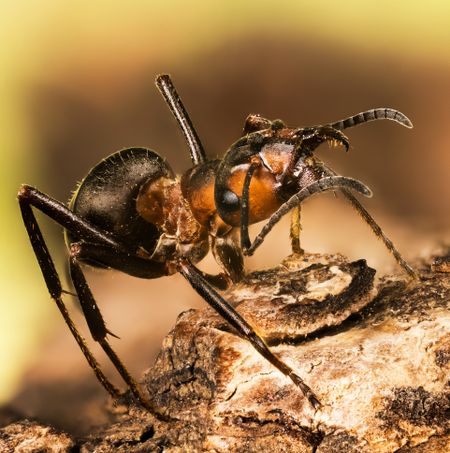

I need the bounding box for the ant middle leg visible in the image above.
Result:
[178,259,321,409]
[68,241,190,419]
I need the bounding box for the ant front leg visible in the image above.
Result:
[290,205,304,255]
[178,259,321,409]
[322,166,418,279]
[240,175,372,256]
[211,229,245,285]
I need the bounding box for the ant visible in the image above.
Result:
[18,74,415,415]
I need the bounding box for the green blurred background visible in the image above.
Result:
[1,0,449,434]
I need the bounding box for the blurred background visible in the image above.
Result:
[1,0,449,435]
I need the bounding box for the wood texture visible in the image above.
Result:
[1,251,449,452]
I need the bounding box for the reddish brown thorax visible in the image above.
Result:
[136,124,323,243]
[136,175,207,244]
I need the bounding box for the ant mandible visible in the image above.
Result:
[18,74,414,415]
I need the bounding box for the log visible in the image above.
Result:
[1,250,449,452]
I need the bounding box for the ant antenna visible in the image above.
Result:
[327,108,413,130]
[242,176,372,256]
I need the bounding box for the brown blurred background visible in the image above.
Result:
[1,1,449,435]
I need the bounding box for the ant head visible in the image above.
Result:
[215,120,315,227]
[242,114,272,134]
[243,114,288,135]
[216,117,351,227]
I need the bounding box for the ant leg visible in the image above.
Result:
[156,74,207,166]
[178,259,321,409]
[68,246,157,412]
[18,190,120,399]
[18,185,125,250]
[290,205,304,255]
[212,230,245,284]
[322,167,418,279]
[340,190,417,278]
[18,185,172,415]
[243,177,372,256]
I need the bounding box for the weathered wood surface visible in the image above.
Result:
[1,251,449,452]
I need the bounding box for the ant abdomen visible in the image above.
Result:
[69,147,174,256]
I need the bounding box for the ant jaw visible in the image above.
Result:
[326,128,350,152]
[291,126,350,154]
[327,137,350,152]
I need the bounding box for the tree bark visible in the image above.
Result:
[1,250,449,452]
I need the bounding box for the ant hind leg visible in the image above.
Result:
[18,190,120,399]
[18,185,171,418]
[68,247,156,411]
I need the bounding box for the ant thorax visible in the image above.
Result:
[136,176,209,267]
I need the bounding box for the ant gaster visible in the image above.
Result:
[18,74,415,415]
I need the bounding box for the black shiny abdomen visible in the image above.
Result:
[69,147,174,255]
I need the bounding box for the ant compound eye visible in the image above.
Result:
[219,189,240,210]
